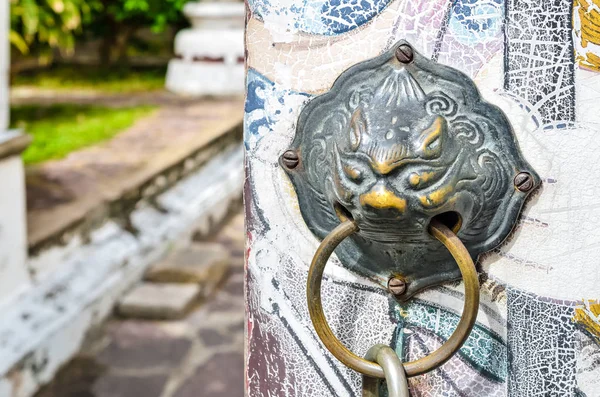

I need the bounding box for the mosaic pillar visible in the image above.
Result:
[244,0,600,395]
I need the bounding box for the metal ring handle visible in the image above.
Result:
[362,344,410,397]
[306,219,480,378]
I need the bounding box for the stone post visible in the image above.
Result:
[0,0,9,129]
[166,2,245,96]
[0,0,31,306]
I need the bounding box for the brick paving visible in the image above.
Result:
[34,212,245,397]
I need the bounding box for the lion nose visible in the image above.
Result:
[359,184,407,213]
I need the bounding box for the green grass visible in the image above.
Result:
[13,65,167,93]
[11,104,156,164]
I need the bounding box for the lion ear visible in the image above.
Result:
[349,107,367,151]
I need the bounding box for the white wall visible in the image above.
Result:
[0,155,31,305]
[0,0,8,131]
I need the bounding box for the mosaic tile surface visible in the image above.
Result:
[245,0,600,395]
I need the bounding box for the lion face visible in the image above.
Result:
[283,40,539,296]
[326,69,468,243]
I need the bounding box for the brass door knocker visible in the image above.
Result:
[307,219,479,379]
[281,40,540,393]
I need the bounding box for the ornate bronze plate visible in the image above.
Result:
[281,40,540,299]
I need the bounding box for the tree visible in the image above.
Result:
[10,0,187,67]
[10,0,97,61]
[89,0,188,66]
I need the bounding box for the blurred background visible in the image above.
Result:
[1,0,245,396]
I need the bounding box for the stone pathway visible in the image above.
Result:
[11,88,212,108]
[34,212,245,397]
[27,96,243,252]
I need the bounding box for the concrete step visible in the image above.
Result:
[145,242,230,297]
[117,283,201,320]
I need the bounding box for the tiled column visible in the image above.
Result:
[245,0,600,396]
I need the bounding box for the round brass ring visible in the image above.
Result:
[306,219,480,378]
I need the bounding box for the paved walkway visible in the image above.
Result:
[35,212,245,397]
[26,96,243,251]
[11,88,220,108]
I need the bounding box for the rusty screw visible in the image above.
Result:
[514,172,534,192]
[388,276,407,296]
[395,44,414,64]
[281,150,299,170]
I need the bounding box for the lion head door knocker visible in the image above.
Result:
[280,41,540,382]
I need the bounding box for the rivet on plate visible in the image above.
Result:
[514,172,534,192]
[388,276,407,296]
[281,150,300,169]
[395,44,414,64]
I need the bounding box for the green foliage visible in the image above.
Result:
[10,0,98,57]
[104,0,188,33]
[13,65,167,93]
[87,0,188,65]
[10,104,156,164]
[10,0,187,64]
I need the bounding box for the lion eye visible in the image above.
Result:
[426,136,440,152]
[408,172,421,187]
[407,170,442,189]
[343,165,363,182]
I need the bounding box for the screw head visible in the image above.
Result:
[395,44,414,64]
[514,172,534,192]
[388,276,407,296]
[281,150,300,169]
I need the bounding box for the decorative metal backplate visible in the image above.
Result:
[281,40,540,299]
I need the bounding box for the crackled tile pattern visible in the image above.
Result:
[506,289,577,396]
[248,0,393,35]
[403,329,505,396]
[245,0,600,395]
[244,69,310,150]
[436,0,505,78]
[504,0,576,126]
[393,302,507,383]
[246,240,397,396]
